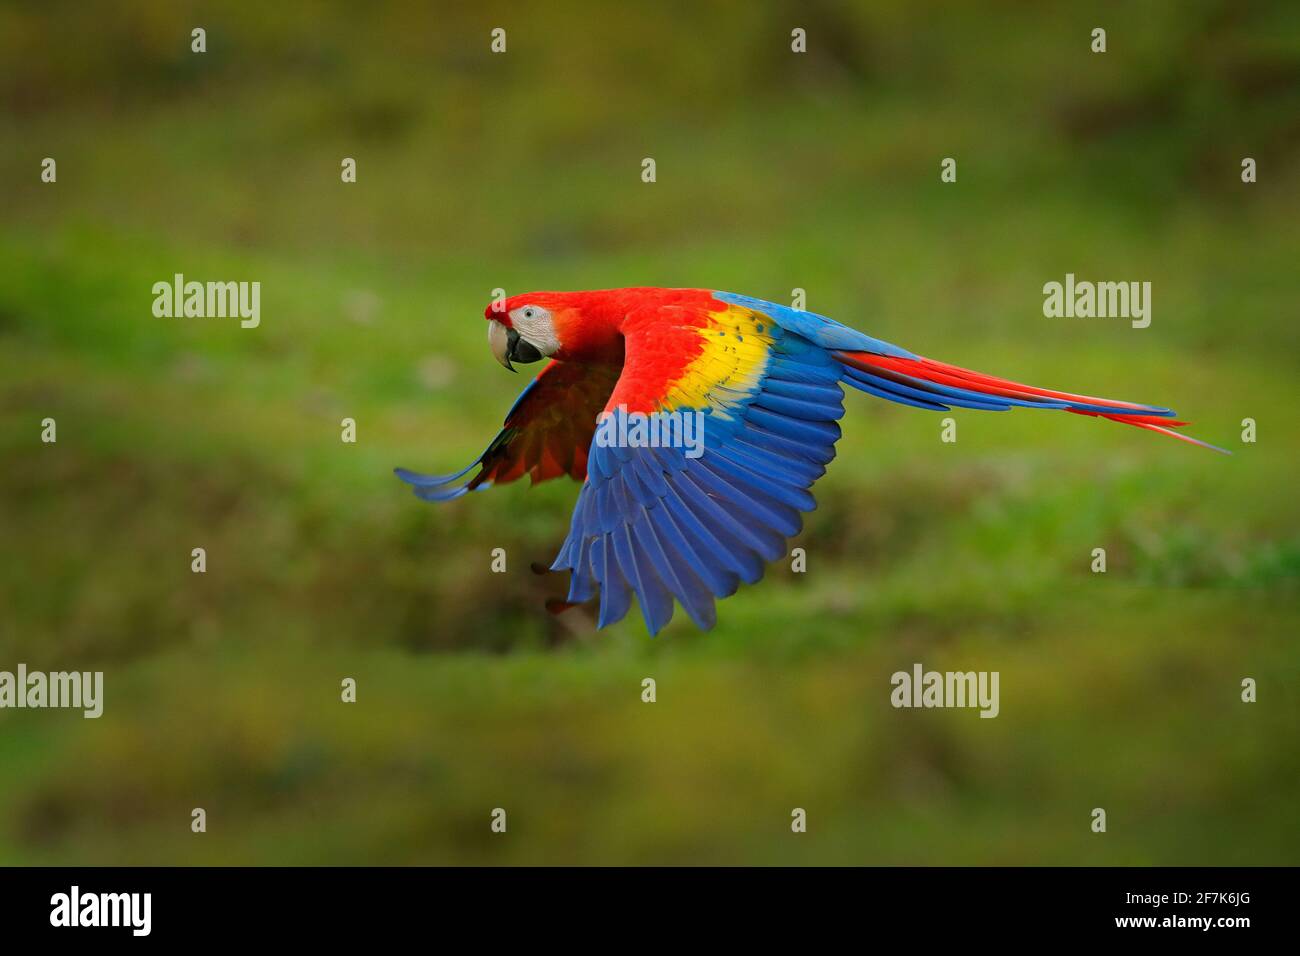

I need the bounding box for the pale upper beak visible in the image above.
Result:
[488,318,514,371]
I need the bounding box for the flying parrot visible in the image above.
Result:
[396,288,1223,634]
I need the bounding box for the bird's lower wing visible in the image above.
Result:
[395,359,621,500]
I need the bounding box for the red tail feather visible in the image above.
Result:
[836,351,1229,454]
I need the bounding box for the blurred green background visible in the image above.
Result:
[1,1,1297,864]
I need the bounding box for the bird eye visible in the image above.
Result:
[522,307,536,319]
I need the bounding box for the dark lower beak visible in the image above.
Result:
[506,327,544,366]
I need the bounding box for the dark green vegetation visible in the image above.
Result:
[1,2,1297,863]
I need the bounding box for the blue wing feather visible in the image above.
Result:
[712,291,918,358]
[551,312,844,633]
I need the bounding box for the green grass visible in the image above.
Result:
[0,1,1297,865]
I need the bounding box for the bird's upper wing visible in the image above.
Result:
[550,297,845,634]
[712,291,1226,452]
[395,358,621,500]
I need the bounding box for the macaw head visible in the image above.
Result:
[484,291,626,370]
[485,295,560,371]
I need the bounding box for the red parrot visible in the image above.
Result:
[396,288,1223,634]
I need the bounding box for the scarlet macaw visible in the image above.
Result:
[397,288,1222,633]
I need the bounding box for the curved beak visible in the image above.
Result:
[487,319,515,372]
[487,318,545,372]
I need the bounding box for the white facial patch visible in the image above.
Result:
[509,305,561,356]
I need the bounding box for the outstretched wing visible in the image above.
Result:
[712,291,1227,453]
[395,359,621,500]
[551,289,1227,634]
[550,298,844,634]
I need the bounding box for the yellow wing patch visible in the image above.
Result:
[662,305,775,419]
